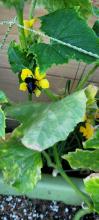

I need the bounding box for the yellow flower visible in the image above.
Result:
[34,67,49,89]
[20,67,49,96]
[37,79,49,89]
[35,67,46,80]
[80,122,94,139]
[34,88,41,97]
[19,82,27,91]
[21,69,33,81]
[24,18,37,37]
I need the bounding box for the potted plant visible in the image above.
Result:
[0,0,99,219]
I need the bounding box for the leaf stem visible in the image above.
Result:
[43,146,93,209]
[16,10,27,49]
[53,145,92,209]
[42,151,55,167]
[73,208,92,220]
[44,89,60,101]
[76,64,99,91]
[29,0,37,19]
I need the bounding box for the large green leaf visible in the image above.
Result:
[30,42,96,72]
[84,129,99,149]
[40,9,99,56]
[38,0,93,18]
[6,90,87,151]
[0,138,42,192]
[84,173,99,213]
[0,108,5,139]
[33,9,99,71]
[8,41,29,73]
[63,149,99,171]
[0,91,8,104]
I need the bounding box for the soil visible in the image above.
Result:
[0,196,99,220]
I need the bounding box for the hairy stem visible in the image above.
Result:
[76,64,98,91]
[44,89,60,101]
[42,151,55,167]
[29,0,37,19]
[17,10,26,49]
[53,145,92,209]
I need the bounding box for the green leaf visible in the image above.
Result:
[40,9,99,61]
[8,41,29,73]
[0,91,8,104]
[6,90,87,151]
[30,42,97,72]
[31,9,99,72]
[93,20,99,37]
[63,149,99,171]
[84,173,99,213]
[0,138,42,192]
[0,108,5,139]
[84,129,99,149]
[38,0,93,19]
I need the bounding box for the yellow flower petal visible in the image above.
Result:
[34,88,41,97]
[85,123,94,139]
[35,67,46,80]
[38,79,50,89]
[19,82,27,92]
[80,122,94,139]
[80,126,85,133]
[21,69,33,81]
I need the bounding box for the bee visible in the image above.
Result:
[25,76,37,94]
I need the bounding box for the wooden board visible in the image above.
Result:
[0,5,99,102]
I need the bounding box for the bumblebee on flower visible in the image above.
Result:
[19,67,49,97]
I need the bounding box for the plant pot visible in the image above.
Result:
[3,119,90,206]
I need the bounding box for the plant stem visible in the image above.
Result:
[29,0,37,19]
[53,145,92,209]
[42,151,55,167]
[73,208,92,220]
[17,10,27,49]
[43,147,92,209]
[44,89,60,101]
[76,64,99,91]
[28,93,32,101]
